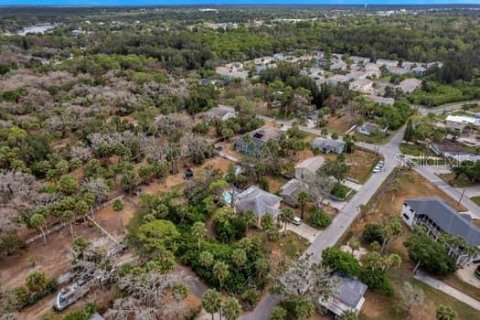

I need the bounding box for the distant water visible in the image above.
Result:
[1,0,479,6]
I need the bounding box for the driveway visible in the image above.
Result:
[285,222,320,243]
[457,264,480,289]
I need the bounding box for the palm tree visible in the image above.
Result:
[213,261,230,289]
[112,198,124,230]
[231,249,247,267]
[260,214,275,230]
[61,210,75,240]
[297,191,309,219]
[255,257,269,278]
[279,208,294,233]
[30,213,47,245]
[270,306,287,320]
[199,251,214,267]
[436,305,457,320]
[381,216,403,253]
[74,199,89,224]
[294,297,314,320]
[242,211,257,230]
[202,289,222,320]
[348,237,360,255]
[223,297,242,320]
[191,221,207,249]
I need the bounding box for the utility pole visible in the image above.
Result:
[457,188,465,209]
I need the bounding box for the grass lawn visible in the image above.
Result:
[471,196,480,206]
[323,149,380,184]
[438,172,473,188]
[399,143,436,157]
[265,230,310,262]
[354,132,392,145]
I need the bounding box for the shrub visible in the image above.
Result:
[322,247,362,277]
[361,223,385,245]
[309,209,332,229]
[360,268,394,296]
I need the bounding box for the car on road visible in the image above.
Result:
[292,216,302,226]
[373,166,382,173]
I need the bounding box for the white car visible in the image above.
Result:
[292,216,302,226]
[373,166,381,173]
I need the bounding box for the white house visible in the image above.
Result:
[204,105,237,121]
[445,115,480,133]
[350,79,373,93]
[401,197,480,266]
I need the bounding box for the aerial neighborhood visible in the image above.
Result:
[1,4,480,320]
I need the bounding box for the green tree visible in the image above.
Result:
[191,221,207,249]
[340,310,359,320]
[202,289,222,320]
[294,296,315,320]
[279,208,294,233]
[297,191,309,219]
[322,247,362,277]
[26,271,48,293]
[58,176,78,195]
[213,261,230,289]
[30,213,48,245]
[269,306,287,320]
[134,219,180,254]
[231,248,248,267]
[112,198,124,230]
[404,119,414,141]
[242,211,257,230]
[404,233,456,275]
[223,297,242,320]
[260,214,275,230]
[348,237,360,255]
[436,305,457,320]
[381,216,403,253]
[199,251,214,268]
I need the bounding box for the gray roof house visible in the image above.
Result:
[280,178,308,207]
[295,156,325,181]
[311,137,346,154]
[319,273,368,317]
[402,197,480,266]
[236,186,281,225]
[356,122,388,136]
[235,126,284,155]
[204,105,236,121]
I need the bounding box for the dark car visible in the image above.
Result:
[475,265,480,280]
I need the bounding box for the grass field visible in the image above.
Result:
[399,143,436,157]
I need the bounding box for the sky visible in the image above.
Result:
[1,0,479,6]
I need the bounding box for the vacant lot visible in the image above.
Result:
[323,148,380,184]
[326,115,352,136]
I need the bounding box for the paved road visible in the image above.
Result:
[415,270,480,311]
[240,128,405,320]
[413,165,480,218]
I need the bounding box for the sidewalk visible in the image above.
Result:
[414,270,480,311]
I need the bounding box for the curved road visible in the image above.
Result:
[240,127,405,320]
